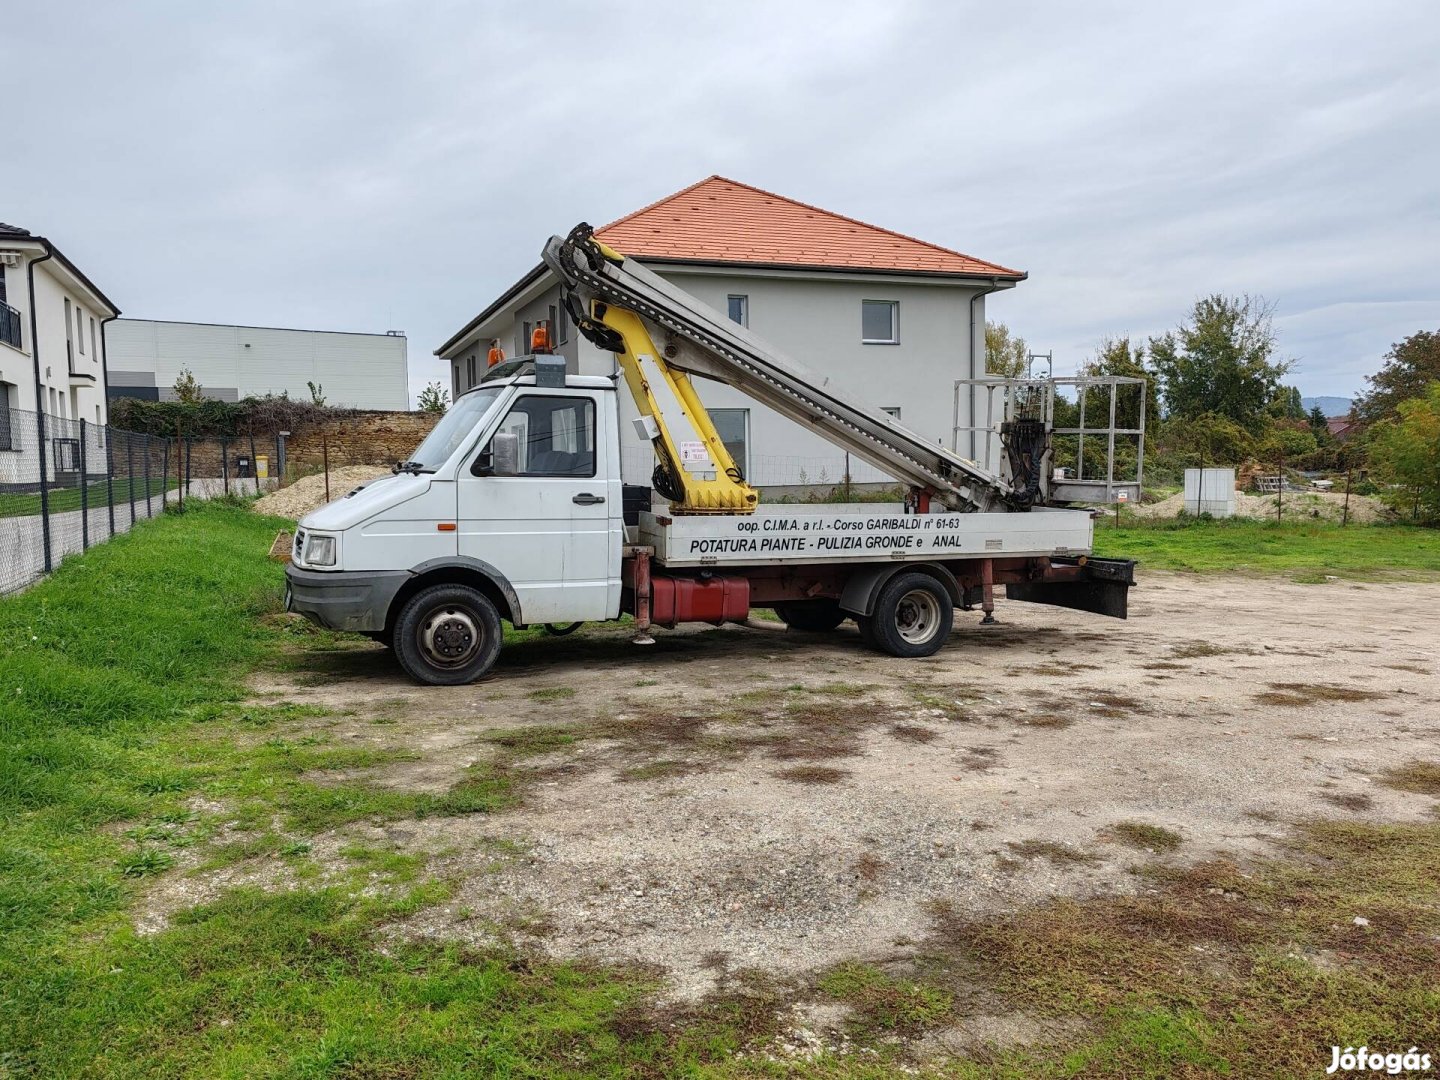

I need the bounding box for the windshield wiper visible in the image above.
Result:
[394,460,427,474]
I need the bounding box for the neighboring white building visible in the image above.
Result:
[437,176,1025,488]
[107,319,410,410]
[0,222,120,431]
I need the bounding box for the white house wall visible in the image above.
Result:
[108,320,410,410]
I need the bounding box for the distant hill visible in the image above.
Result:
[1302,395,1354,417]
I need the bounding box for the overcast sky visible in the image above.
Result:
[7,1,1438,405]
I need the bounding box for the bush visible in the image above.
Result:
[1366,382,1440,523]
[107,394,360,438]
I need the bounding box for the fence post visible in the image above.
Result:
[1342,465,1352,527]
[222,435,230,496]
[162,438,170,514]
[79,418,89,551]
[105,425,116,538]
[144,434,153,518]
[127,434,136,527]
[185,438,192,502]
[323,435,330,503]
[1276,448,1284,522]
[249,434,258,495]
[36,409,53,573]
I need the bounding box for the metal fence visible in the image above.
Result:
[0,405,280,595]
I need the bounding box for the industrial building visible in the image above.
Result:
[107,319,410,410]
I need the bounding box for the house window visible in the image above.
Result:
[519,321,531,356]
[881,407,901,420]
[709,408,749,478]
[466,355,477,388]
[862,300,898,344]
[90,317,97,362]
[547,305,561,348]
[727,295,748,327]
[0,382,13,450]
[482,395,596,477]
[555,303,568,344]
[0,266,7,303]
[64,298,73,365]
[76,306,85,353]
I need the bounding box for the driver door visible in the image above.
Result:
[456,390,616,625]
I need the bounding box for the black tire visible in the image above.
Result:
[393,584,503,686]
[865,572,954,658]
[773,599,846,632]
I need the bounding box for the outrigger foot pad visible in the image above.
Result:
[980,613,997,626]
[632,633,656,646]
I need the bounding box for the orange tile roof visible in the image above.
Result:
[595,175,1024,280]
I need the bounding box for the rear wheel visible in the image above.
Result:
[773,599,846,632]
[394,584,503,685]
[865,573,954,658]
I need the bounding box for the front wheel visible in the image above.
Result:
[393,584,503,685]
[865,573,954,658]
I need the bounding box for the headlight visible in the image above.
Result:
[304,533,336,566]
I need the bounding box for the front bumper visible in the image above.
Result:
[284,565,411,633]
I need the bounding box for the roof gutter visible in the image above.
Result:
[26,247,55,572]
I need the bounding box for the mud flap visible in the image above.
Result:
[1005,558,1135,619]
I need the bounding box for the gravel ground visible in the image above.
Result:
[253,466,391,519]
[152,572,1440,1008]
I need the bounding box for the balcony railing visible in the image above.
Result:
[0,301,20,350]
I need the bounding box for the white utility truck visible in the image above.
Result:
[286,225,1134,685]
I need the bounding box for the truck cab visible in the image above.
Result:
[287,362,627,682]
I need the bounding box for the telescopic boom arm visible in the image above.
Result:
[543,224,1024,514]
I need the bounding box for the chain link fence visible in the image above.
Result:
[1,405,281,595]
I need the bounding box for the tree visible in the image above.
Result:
[1148,294,1292,435]
[1307,405,1330,439]
[307,380,327,407]
[1268,385,1305,421]
[172,367,205,404]
[1353,330,1440,425]
[985,321,1029,378]
[1366,382,1440,522]
[417,381,449,414]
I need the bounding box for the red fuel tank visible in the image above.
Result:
[649,574,750,628]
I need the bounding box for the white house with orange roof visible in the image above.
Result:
[436,177,1025,489]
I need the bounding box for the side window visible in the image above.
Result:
[861,300,899,344]
[480,396,595,477]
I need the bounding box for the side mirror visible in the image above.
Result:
[478,431,520,477]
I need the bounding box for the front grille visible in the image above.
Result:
[293,529,306,561]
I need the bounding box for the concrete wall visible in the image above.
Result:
[283,410,441,474]
[443,264,993,488]
[108,320,410,410]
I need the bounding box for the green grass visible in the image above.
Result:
[0,475,177,518]
[1092,516,1440,579]
[6,502,1440,1076]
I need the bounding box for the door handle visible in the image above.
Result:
[572,493,605,505]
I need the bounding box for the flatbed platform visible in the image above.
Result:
[639,504,1093,568]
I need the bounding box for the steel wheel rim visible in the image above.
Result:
[895,589,940,644]
[420,605,482,667]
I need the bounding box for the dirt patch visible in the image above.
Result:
[253,466,391,519]
[195,572,1440,1014]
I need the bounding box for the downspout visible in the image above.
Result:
[967,277,1003,460]
[99,311,120,413]
[27,245,55,572]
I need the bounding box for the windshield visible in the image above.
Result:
[403,388,505,471]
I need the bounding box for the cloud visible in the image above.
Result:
[5,0,1437,402]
